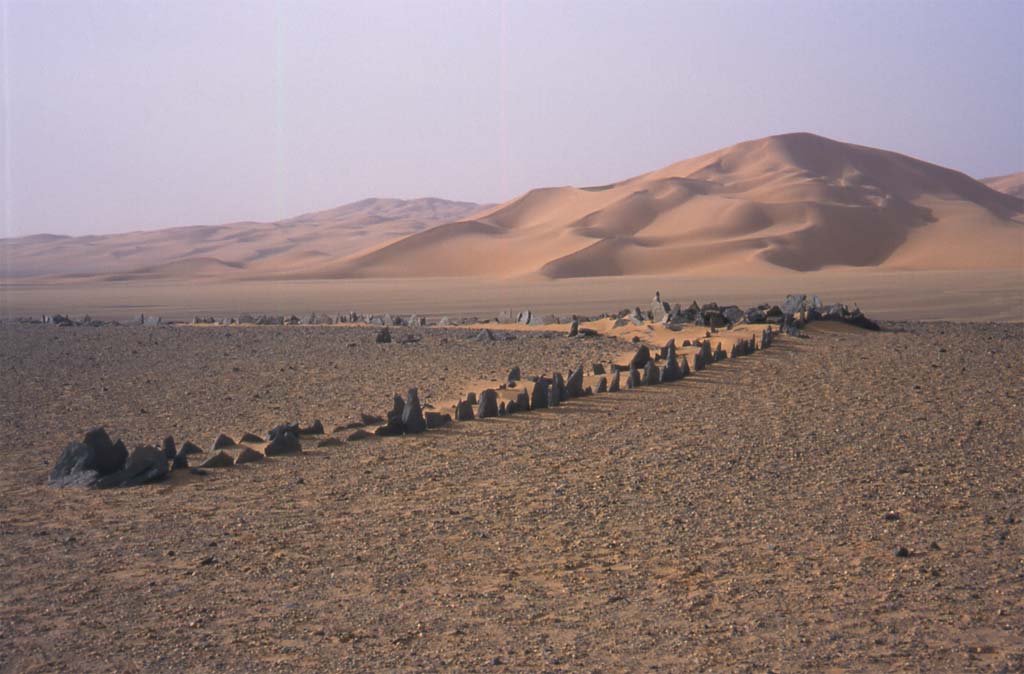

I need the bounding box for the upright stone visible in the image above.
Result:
[477,389,499,418]
[565,366,584,398]
[609,368,621,392]
[568,319,580,337]
[455,399,475,421]
[531,378,549,410]
[628,364,641,388]
[401,388,427,434]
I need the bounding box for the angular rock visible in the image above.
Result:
[171,451,189,470]
[179,441,202,455]
[595,376,608,393]
[347,429,373,441]
[475,329,495,341]
[401,388,427,433]
[239,432,263,444]
[477,389,499,418]
[212,434,235,451]
[161,436,177,460]
[630,345,652,369]
[200,450,235,468]
[609,368,621,392]
[375,327,392,344]
[455,399,475,421]
[265,432,301,455]
[360,413,384,426]
[515,389,531,412]
[466,391,478,406]
[315,438,342,449]
[530,378,550,410]
[722,306,745,324]
[507,366,522,383]
[592,363,606,375]
[782,294,807,315]
[567,319,580,337]
[95,445,169,489]
[81,427,128,475]
[565,366,585,398]
[498,401,507,416]
[299,420,325,436]
[628,364,641,388]
[268,422,301,442]
[424,412,452,429]
[643,361,660,386]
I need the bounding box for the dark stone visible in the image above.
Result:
[568,319,579,337]
[200,450,235,468]
[661,351,683,382]
[375,327,392,343]
[179,441,202,455]
[234,447,263,463]
[592,363,606,375]
[95,445,169,488]
[894,546,910,558]
[498,401,507,416]
[82,427,128,475]
[161,436,177,460]
[659,339,676,360]
[265,432,301,455]
[643,361,660,386]
[49,442,101,487]
[347,429,373,441]
[578,327,598,337]
[315,438,342,448]
[475,329,495,341]
[455,399,475,421]
[722,306,745,324]
[268,423,300,441]
[424,412,452,429]
[565,366,584,398]
[239,432,263,444]
[714,343,727,362]
[466,392,478,406]
[212,434,235,451]
[477,389,499,418]
[515,389,531,412]
[402,388,427,433]
[299,420,325,436]
[507,366,522,383]
[628,364,641,388]
[172,451,189,470]
[531,378,550,410]
[595,376,608,393]
[704,310,725,328]
[630,345,651,369]
[609,369,621,392]
[360,413,384,426]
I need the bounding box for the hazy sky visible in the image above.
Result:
[3,0,1022,236]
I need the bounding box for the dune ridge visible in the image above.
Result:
[983,171,1024,199]
[326,133,1023,279]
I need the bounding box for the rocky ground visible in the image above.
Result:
[0,320,1021,672]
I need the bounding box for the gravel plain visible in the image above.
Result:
[0,320,1021,672]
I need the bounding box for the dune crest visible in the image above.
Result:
[329,133,1023,279]
[983,172,1024,199]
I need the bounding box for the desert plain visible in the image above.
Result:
[1,132,1023,672]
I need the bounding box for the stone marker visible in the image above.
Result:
[630,345,652,369]
[477,389,499,418]
[531,378,550,410]
[375,327,392,344]
[95,445,169,489]
[566,366,585,398]
[268,423,300,441]
[299,420,325,436]
[515,389,531,412]
[568,319,580,337]
[239,432,263,444]
[507,366,522,384]
[643,360,660,385]
[265,432,301,456]
[628,364,641,388]
[609,369,621,392]
[401,388,427,433]
[592,363,606,375]
[179,441,202,455]
[200,450,235,469]
[595,376,608,393]
[161,436,177,460]
[455,399,475,421]
[425,412,452,429]
[212,434,235,451]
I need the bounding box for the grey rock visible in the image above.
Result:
[239,432,263,444]
[568,319,579,337]
[592,363,606,375]
[212,434,235,451]
[782,294,807,315]
[200,450,235,469]
[375,327,392,343]
[424,412,452,429]
[455,399,475,421]
[628,364,641,388]
[265,432,301,455]
[565,366,584,398]
[235,447,265,462]
[477,389,499,418]
[609,369,621,392]
[475,329,495,341]
[179,441,202,455]
[507,366,522,384]
[81,427,128,475]
[643,361,660,385]
[346,429,373,441]
[630,345,652,369]
[315,438,342,448]
[268,423,300,441]
[401,388,427,433]
[595,376,608,393]
[161,436,177,460]
[530,378,550,410]
[299,420,324,435]
[95,445,169,488]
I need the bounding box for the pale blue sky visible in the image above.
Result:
[3,0,1022,236]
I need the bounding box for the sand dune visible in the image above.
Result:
[983,171,1024,199]
[0,198,485,279]
[327,133,1023,279]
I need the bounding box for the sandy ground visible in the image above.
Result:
[2,269,1021,323]
[0,319,1021,672]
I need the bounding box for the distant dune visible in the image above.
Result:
[983,172,1024,199]
[328,133,1022,279]
[4,134,1022,282]
[0,198,485,279]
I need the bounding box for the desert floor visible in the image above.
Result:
[2,269,1022,322]
[0,317,1021,673]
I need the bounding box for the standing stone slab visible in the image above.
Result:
[477,389,499,418]
[402,388,427,434]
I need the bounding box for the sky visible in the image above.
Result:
[2,0,1022,237]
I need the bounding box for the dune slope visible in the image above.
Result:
[328,133,1023,279]
[983,172,1024,199]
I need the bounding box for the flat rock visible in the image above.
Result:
[346,429,373,441]
[425,412,452,429]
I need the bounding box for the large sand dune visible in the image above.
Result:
[327,133,1023,279]
[984,171,1024,199]
[0,198,484,279]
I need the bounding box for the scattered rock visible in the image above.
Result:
[401,388,427,433]
[265,432,301,455]
[568,319,579,337]
[894,546,910,558]
[95,445,169,488]
[630,345,652,369]
[212,434,235,451]
[268,423,300,441]
[239,432,263,444]
[477,389,499,418]
[299,420,325,436]
[315,438,342,448]
[375,327,392,344]
[507,366,522,384]
[346,429,373,441]
[200,451,235,468]
[425,412,452,429]
[455,399,475,421]
[161,436,177,460]
[179,441,202,455]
